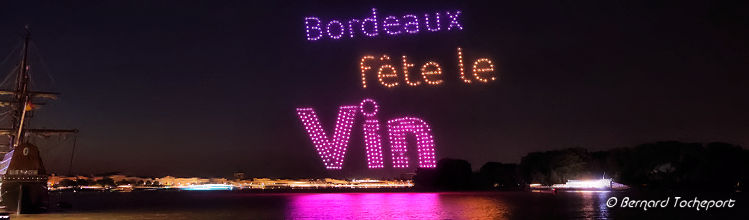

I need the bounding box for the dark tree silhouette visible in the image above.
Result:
[415,158,472,190]
[518,141,747,191]
[478,162,521,190]
[96,177,116,187]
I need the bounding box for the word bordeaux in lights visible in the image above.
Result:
[296,99,437,170]
[305,8,462,41]
[361,47,497,88]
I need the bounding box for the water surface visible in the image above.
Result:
[11,191,745,219]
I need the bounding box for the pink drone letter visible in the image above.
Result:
[296,98,437,169]
[296,106,358,169]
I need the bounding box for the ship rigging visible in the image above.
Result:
[0,26,77,214]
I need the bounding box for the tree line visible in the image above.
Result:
[415,141,748,192]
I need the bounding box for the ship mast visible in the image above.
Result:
[0,26,77,150]
[11,26,32,148]
[0,26,78,215]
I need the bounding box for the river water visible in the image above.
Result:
[10,191,746,219]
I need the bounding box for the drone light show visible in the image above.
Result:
[304,8,462,41]
[386,117,437,168]
[360,99,385,169]
[296,106,358,169]
[360,47,497,88]
[296,99,438,169]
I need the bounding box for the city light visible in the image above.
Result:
[181,184,234,191]
[48,175,414,191]
[558,179,612,189]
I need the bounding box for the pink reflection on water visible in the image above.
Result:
[576,191,610,219]
[286,193,509,219]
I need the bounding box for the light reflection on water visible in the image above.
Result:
[574,191,610,219]
[15,191,621,219]
[286,193,511,219]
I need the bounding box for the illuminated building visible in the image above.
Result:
[528,178,629,192]
[48,174,414,191]
[552,179,613,190]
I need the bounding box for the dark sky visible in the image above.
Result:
[0,1,747,178]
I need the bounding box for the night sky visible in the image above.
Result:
[0,1,747,178]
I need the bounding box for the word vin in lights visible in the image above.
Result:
[296,99,437,170]
[305,8,462,41]
[361,47,497,88]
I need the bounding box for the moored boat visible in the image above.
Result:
[0,27,77,214]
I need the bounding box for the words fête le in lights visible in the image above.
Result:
[361,47,497,88]
[305,8,462,41]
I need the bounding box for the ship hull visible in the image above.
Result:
[0,143,50,213]
[0,179,48,213]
